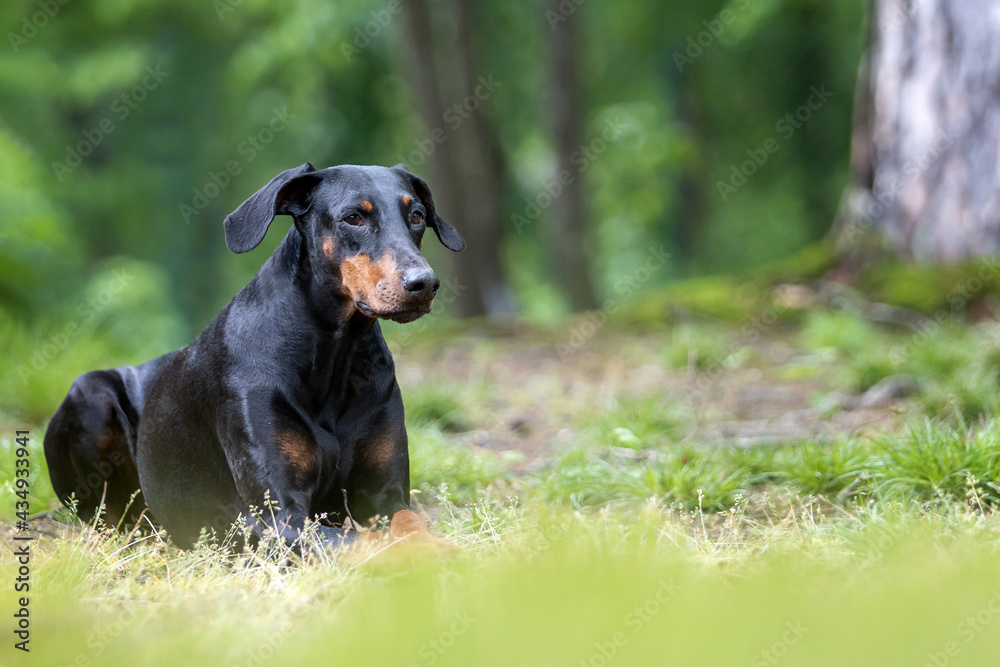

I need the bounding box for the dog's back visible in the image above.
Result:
[43,351,177,527]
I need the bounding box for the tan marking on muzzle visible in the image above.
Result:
[339,253,399,305]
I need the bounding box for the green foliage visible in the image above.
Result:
[404,388,469,433]
[800,310,879,357]
[0,258,186,420]
[0,431,55,523]
[751,242,838,283]
[665,322,739,370]
[796,310,1000,419]
[408,426,520,503]
[534,417,1000,513]
[655,447,751,511]
[654,276,754,323]
[857,257,1000,314]
[918,366,1000,424]
[8,507,1000,666]
[0,0,866,332]
[768,439,871,496]
[588,394,687,449]
[870,420,1000,506]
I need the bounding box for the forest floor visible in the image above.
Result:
[5,289,1000,666]
[393,322,911,462]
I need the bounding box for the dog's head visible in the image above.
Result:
[223,163,465,323]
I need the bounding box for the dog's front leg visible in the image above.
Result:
[342,417,452,548]
[242,506,358,552]
[228,407,360,553]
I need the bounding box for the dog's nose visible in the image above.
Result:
[402,268,440,298]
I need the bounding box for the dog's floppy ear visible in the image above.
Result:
[393,164,466,252]
[224,162,318,254]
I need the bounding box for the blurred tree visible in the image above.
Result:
[400,0,514,317]
[0,0,867,333]
[546,0,598,311]
[837,0,1000,260]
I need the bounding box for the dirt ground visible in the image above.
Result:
[391,321,912,468]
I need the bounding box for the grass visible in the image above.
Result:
[870,422,1000,505]
[532,420,1000,512]
[7,298,1000,665]
[405,387,471,433]
[588,394,688,449]
[5,495,1000,666]
[409,425,521,503]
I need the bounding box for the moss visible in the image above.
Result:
[858,257,1000,314]
[616,275,755,324]
[751,242,838,284]
[615,246,835,329]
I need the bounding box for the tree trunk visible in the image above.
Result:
[399,0,514,318]
[838,0,1000,260]
[547,0,598,311]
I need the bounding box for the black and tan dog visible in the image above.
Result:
[43,163,464,549]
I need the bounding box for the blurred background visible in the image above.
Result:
[3,0,997,422]
[10,6,1000,664]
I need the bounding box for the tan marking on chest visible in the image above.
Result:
[360,434,397,473]
[276,432,318,478]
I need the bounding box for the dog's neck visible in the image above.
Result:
[248,227,390,411]
[265,226,367,331]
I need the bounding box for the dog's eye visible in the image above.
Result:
[343,213,364,226]
[409,210,425,226]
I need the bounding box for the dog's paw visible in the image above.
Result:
[387,509,456,552]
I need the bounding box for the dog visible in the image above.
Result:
[43,162,465,549]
